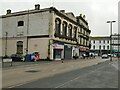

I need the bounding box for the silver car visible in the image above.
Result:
[101,54,109,59]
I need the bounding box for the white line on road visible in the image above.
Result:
[54,65,106,88]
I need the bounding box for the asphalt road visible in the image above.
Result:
[8,60,118,89]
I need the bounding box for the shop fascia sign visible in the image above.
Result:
[80,46,87,51]
[53,43,64,49]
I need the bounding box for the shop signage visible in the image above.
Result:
[53,43,64,49]
[80,47,86,51]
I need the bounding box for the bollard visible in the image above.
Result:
[61,59,64,63]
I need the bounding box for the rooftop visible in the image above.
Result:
[0,4,88,25]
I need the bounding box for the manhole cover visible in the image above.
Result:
[25,70,39,73]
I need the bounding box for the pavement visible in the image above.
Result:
[2,57,118,88]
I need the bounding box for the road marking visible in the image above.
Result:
[8,81,31,88]
[54,65,106,88]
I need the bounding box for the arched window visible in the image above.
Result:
[18,21,24,27]
[17,41,23,54]
[68,24,72,37]
[62,21,67,36]
[73,26,77,39]
[55,18,61,35]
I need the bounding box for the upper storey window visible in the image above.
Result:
[55,18,61,35]
[73,26,77,39]
[18,21,24,27]
[68,24,72,37]
[62,21,67,36]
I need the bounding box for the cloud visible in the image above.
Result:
[0,0,118,36]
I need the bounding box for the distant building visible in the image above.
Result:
[111,34,120,55]
[0,4,91,60]
[90,36,110,56]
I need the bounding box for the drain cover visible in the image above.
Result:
[25,70,39,73]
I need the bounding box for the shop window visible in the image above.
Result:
[18,21,24,27]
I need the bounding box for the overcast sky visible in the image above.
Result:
[0,0,118,36]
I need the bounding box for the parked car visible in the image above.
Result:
[108,54,111,57]
[101,54,109,59]
[108,54,117,57]
[11,54,24,61]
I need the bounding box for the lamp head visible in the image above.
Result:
[107,21,116,23]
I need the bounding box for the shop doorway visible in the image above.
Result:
[17,41,23,54]
[64,45,72,59]
[53,49,62,60]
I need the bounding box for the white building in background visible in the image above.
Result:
[90,35,120,56]
[0,18,2,57]
[1,4,91,60]
[111,34,120,55]
[90,36,110,56]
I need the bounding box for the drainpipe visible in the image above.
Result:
[26,10,29,55]
[5,32,8,57]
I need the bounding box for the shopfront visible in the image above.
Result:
[64,44,72,59]
[73,46,79,59]
[79,47,86,57]
[53,41,64,60]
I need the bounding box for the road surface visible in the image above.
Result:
[7,60,118,89]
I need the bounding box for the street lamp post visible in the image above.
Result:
[107,21,116,61]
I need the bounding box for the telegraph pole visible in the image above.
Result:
[107,21,116,61]
[26,9,29,55]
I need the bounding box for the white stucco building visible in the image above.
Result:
[111,34,120,54]
[1,4,91,60]
[0,18,2,57]
[90,36,110,56]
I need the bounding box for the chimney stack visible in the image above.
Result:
[60,10,65,13]
[80,14,82,17]
[35,4,40,10]
[7,9,11,14]
[83,15,86,19]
